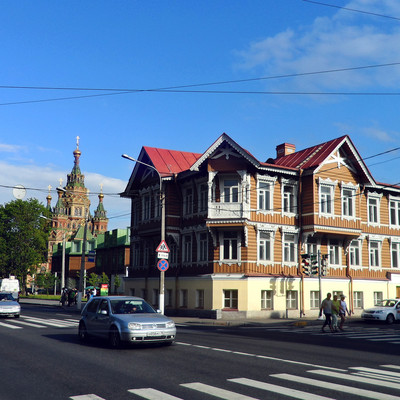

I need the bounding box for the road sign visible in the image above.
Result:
[157,259,169,272]
[157,251,169,259]
[156,240,170,253]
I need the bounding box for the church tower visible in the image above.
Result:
[45,137,108,273]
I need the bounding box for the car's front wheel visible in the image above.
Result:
[109,326,121,349]
[386,314,395,324]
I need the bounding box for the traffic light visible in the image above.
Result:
[310,254,318,275]
[321,254,328,276]
[301,254,311,276]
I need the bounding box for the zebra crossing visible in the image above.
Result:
[70,364,400,400]
[0,315,79,329]
[261,324,400,344]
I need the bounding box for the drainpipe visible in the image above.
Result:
[297,169,305,317]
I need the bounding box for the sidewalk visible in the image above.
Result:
[19,297,358,328]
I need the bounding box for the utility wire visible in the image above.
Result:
[1,62,400,106]
[302,0,400,21]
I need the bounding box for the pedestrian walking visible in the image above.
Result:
[319,293,336,333]
[332,294,341,331]
[339,294,351,331]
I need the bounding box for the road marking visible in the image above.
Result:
[175,342,346,372]
[181,382,258,399]
[0,321,22,329]
[349,366,400,379]
[308,369,400,390]
[272,373,400,400]
[128,388,183,399]
[7,319,46,328]
[70,395,105,400]
[229,377,335,400]
[21,316,77,327]
[382,364,400,370]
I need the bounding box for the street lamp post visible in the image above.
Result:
[122,154,166,314]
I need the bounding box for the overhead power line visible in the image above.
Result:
[302,0,400,21]
[1,62,400,106]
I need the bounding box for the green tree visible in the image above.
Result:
[99,272,109,285]
[0,199,50,291]
[113,275,121,294]
[35,272,59,294]
[87,272,99,288]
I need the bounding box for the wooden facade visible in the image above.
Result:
[121,134,400,319]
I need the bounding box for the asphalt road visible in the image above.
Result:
[1,303,400,400]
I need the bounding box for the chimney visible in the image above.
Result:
[276,143,296,158]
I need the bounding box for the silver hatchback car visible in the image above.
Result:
[78,296,176,348]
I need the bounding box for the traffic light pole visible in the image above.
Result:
[318,250,322,308]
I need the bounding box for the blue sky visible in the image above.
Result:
[1,0,400,230]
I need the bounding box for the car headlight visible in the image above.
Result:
[166,321,175,329]
[128,322,143,330]
[375,311,383,314]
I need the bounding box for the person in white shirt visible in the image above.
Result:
[339,294,350,331]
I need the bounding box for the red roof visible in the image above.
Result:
[143,146,201,176]
[272,135,347,170]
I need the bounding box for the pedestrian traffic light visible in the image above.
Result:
[321,254,328,276]
[310,254,318,275]
[301,253,311,276]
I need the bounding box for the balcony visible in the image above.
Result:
[208,201,250,220]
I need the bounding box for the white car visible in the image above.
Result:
[361,299,400,324]
[0,292,21,318]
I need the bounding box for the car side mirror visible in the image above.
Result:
[156,309,161,314]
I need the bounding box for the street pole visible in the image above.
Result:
[61,232,66,290]
[76,208,88,311]
[122,154,166,314]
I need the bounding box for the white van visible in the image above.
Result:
[0,277,20,300]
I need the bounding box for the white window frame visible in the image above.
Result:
[183,187,193,216]
[183,234,192,263]
[353,291,363,309]
[197,232,208,262]
[196,289,205,309]
[222,177,240,203]
[389,196,400,228]
[281,181,297,215]
[367,193,381,225]
[328,239,341,266]
[198,183,208,213]
[257,175,276,213]
[223,289,238,309]
[261,290,273,309]
[341,183,357,219]
[369,240,381,268]
[221,231,240,262]
[310,291,320,309]
[283,233,297,263]
[349,240,361,267]
[179,289,188,307]
[320,185,333,215]
[286,290,298,309]
[391,241,400,269]
[374,291,383,305]
[258,231,272,262]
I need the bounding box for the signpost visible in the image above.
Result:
[157,259,169,272]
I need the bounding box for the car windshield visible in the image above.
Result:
[110,299,156,315]
[0,293,15,301]
[375,300,397,307]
